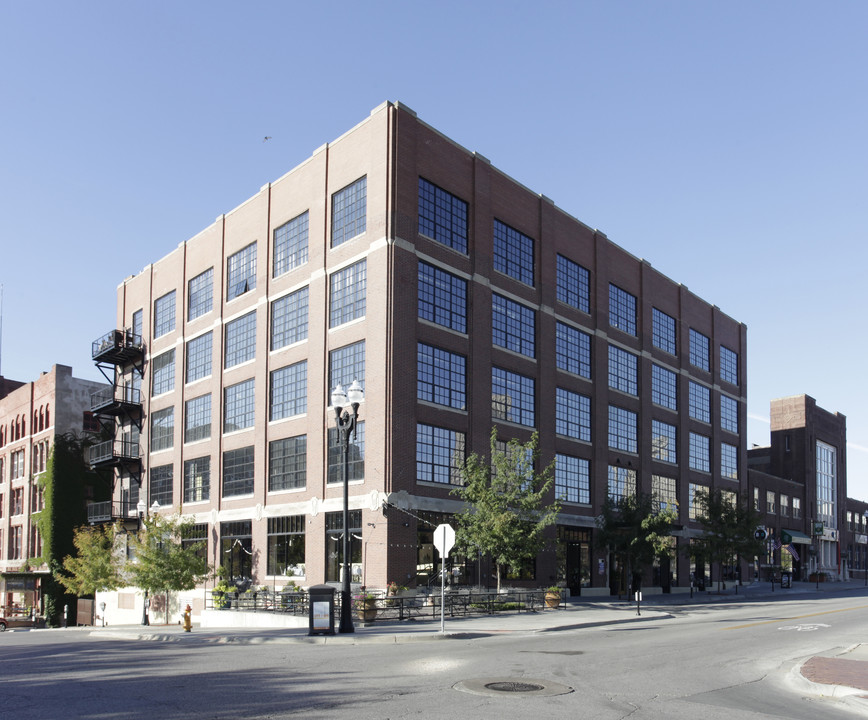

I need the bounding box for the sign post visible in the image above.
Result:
[433,523,455,633]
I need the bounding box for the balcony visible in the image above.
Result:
[90,385,143,416]
[87,500,140,524]
[88,439,142,469]
[92,330,144,366]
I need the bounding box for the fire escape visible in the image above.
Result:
[87,329,145,526]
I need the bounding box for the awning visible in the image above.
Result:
[782,529,812,544]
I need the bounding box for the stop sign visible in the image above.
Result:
[433,523,455,557]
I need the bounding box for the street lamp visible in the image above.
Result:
[331,380,364,634]
[136,499,149,626]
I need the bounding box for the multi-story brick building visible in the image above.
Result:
[92,101,747,602]
[0,364,106,612]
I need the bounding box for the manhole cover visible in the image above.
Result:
[485,681,545,693]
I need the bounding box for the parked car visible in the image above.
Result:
[0,613,37,631]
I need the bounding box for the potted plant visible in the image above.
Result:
[212,577,234,609]
[544,586,562,608]
[354,590,378,622]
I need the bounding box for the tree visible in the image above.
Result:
[451,428,560,592]
[57,523,125,596]
[596,492,678,595]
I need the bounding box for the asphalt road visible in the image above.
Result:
[3,590,866,719]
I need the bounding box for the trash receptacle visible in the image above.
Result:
[781,572,791,589]
[308,584,335,636]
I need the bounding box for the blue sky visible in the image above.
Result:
[2,2,867,499]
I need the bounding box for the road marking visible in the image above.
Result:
[724,604,868,630]
[776,623,831,632]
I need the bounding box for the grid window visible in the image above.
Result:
[329,260,366,327]
[418,261,467,333]
[186,332,212,383]
[608,345,638,395]
[227,242,257,301]
[416,424,465,485]
[11,488,24,515]
[766,491,776,514]
[187,268,213,321]
[609,284,636,336]
[150,407,174,452]
[816,440,837,523]
[270,361,307,421]
[689,483,708,520]
[267,516,306,576]
[491,367,535,427]
[417,343,466,410]
[781,494,790,517]
[720,346,739,385]
[149,464,173,506]
[556,321,591,378]
[651,364,677,410]
[154,291,176,338]
[555,388,591,442]
[132,309,143,341]
[721,442,738,480]
[183,456,210,503]
[555,454,590,504]
[269,435,307,491]
[721,395,739,434]
[492,294,535,357]
[328,341,365,399]
[151,350,175,396]
[652,420,677,464]
[327,422,365,483]
[223,446,254,496]
[184,394,211,443]
[793,497,801,519]
[689,329,710,371]
[224,312,256,368]
[688,381,710,423]
[332,176,366,247]
[224,379,255,433]
[10,526,22,560]
[556,254,590,313]
[271,287,308,350]
[493,219,534,286]
[608,406,637,453]
[418,178,468,253]
[689,432,710,472]
[273,212,309,277]
[608,466,636,502]
[652,475,678,512]
[652,308,676,355]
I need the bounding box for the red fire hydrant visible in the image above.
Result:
[183,604,192,632]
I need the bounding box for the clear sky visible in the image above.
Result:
[2,2,867,499]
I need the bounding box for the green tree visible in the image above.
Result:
[451,428,560,592]
[57,523,125,596]
[596,492,678,595]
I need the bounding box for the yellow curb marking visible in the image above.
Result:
[725,604,868,630]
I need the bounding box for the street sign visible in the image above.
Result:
[754,527,767,541]
[433,523,455,557]
[813,521,824,536]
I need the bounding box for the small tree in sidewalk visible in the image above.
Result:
[57,523,125,596]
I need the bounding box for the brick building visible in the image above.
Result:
[91,101,747,602]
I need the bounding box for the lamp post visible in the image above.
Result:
[136,499,149,626]
[331,380,364,634]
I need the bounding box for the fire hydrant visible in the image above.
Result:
[183,604,192,632]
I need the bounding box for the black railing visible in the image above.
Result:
[87,500,139,524]
[92,330,144,362]
[90,385,143,413]
[88,439,141,466]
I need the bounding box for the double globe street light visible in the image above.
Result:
[331,380,364,634]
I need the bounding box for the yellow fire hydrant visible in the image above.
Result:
[183,604,192,632]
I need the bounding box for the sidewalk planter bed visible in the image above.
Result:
[544,589,562,608]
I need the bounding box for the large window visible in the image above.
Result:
[417,343,466,410]
[721,442,738,480]
[270,361,307,421]
[555,388,591,442]
[151,350,175,396]
[555,454,590,504]
[652,308,676,355]
[492,294,535,357]
[609,284,636,336]
[689,432,710,472]
[689,329,710,371]
[183,456,210,503]
[150,407,174,452]
[269,435,307,491]
[271,287,309,350]
[688,381,710,423]
[721,395,739,434]
[493,219,534,286]
[273,212,309,277]
[220,521,252,581]
[652,475,677,512]
[227,242,257,300]
[416,424,465,485]
[329,260,366,327]
[491,367,535,427]
[418,178,468,253]
[267,516,306,577]
[154,291,176,338]
[325,510,361,582]
[608,406,637,453]
[651,364,677,410]
[556,254,590,314]
[223,446,255,497]
[689,483,708,520]
[418,261,467,333]
[720,346,739,385]
[556,321,591,379]
[651,420,677,464]
[186,332,212,383]
[608,465,636,501]
[149,464,173,506]
[224,379,255,433]
[187,268,213,321]
[608,345,638,395]
[225,312,256,368]
[329,341,365,398]
[184,394,211,443]
[332,176,366,247]
[327,422,365,483]
[816,440,837,524]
